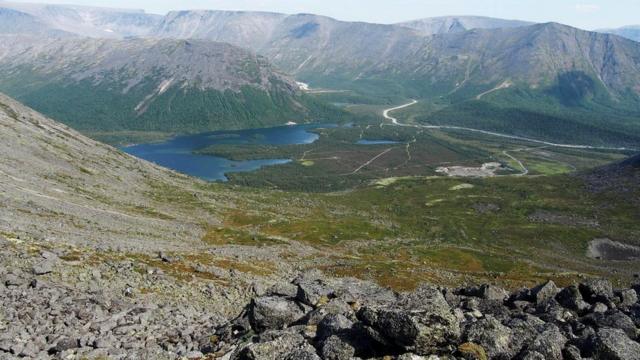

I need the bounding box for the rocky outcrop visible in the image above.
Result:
[209,274,640,360]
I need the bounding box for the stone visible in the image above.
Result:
[579,279,614,304]
[463,316,513,358]
[593,328,640,360]
[562,344,583,360]
[296,280,334,307]
[232,333,315,360]
[321,335,355,360]
[249,296,305,332]
[478,284,509,302]
[531,280,560,305]
[527,324,567,360]
[32,261,53,275]
[283,348,321,360]
[266,282,299,298]
[592,302,608,313]
[317,314,353,341]
[368,285,460,355]
[54,337,78,353]
[556,285,590,314]
[4,273,22,287]
[618,289,638,308]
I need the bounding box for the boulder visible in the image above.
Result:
[296,280,334,307]
[463,316,513,358]
[232,333,317,360]
[367,285,460,355]
[592,328,640,360]
[579,279,614,304]
[617,289,638,308]
[556,285,590,314]
[526,324,567,360]
[479,284,509,302]
[249,296,306,332]
[32,261,54,275]
[320,335,355,360]
[531,281,560,306]
[317,314,353,341]
[582,311,637,339]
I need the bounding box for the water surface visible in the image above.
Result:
[123,124,327,181]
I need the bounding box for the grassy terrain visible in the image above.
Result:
[191,170,640,291]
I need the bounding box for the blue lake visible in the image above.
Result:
[123,124,329,181]
[357,139,400,145]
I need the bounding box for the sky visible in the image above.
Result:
[5,0,640,30]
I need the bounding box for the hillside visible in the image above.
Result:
[0,35,343,141]
[397,16,533,35]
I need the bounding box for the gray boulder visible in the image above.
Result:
[32,261,54,275]
[617,289,638,308]
[463,316,513,358]
[321,335,355,360]
[531,280,560,305]
[296,280,334,307]
[593,328,640,360]
[556,285,591,313]
[233,333,317,360]
[367,285,460,355]
[249,296,305,332]
[526,324,567,360]
[317,314,353,341]
[479,284,509,302]
[580,279,614,304]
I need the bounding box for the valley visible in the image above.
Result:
[0,2,639,358]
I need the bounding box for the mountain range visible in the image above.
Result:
[0,34,345,138]
[0,2,639,146]
[599,25,640,43]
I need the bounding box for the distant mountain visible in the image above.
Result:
[396,16,533,35]
[0,1,161,38]
[0,35,339,137]
[598,26,640,42]
[0,7,72,36]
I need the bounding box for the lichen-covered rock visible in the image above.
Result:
[463,316,512,358]
[592,328,640,360]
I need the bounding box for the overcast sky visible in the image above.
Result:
[5,0,639,30]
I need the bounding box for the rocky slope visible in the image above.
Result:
[397,16,533,35]
[212,273,640,360]
[0,35,333,135]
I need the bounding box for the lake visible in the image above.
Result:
[123,124,328,181]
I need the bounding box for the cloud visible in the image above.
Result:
[575,3,600,13]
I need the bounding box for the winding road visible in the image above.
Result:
[382,100,637,152]
[380,99,638,176]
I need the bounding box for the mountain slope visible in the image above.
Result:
[0,7,72,36]
[0,1,161,38]
[0,92,220,249]
[599,25,640,42]
[397,16,533,35]
[0,35,342,138]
